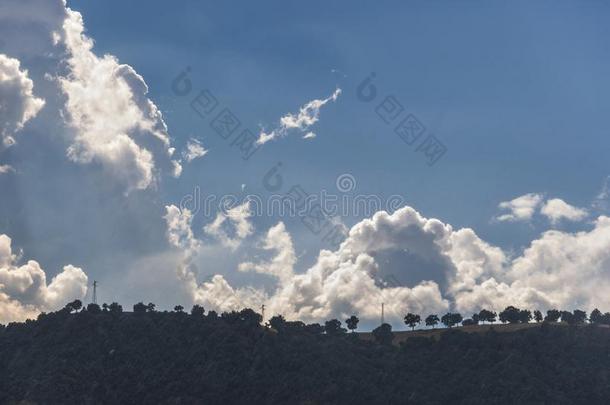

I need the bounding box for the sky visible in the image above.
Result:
[1,0,610,329]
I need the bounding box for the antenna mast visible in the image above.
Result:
[92,280,97,305]
[381,302,385,324]
[261,304,265,323]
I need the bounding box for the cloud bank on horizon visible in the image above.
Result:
[164,202,610,326]
[0,234,87,323]
[1,0,610,326]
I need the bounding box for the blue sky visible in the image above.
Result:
[68,0,610,243]
[1,0,610,327]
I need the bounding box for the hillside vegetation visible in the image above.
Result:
[1,303,610,404]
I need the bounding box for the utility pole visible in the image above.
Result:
[381,302,385,325]
[92,280,97,305]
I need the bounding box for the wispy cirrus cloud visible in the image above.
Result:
[257,88,341,145]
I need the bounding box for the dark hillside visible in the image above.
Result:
[1,307,610,404]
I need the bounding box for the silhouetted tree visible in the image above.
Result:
[191,305,205,317]
[425,314,440,328]
[174,305,184,312]
[372,323,394,345]
[207,310,218,319]
[324,319,346,335]
[102,303,108,312]
[499,306,521,324]
[269,315,287,332]
[64,300,82,313]
[404,313,421,331]
[146,303,156,312]
[221,311,241,324]
[238,308,263,327]
[86,303,101,314]
[345,315,359,333]
[441,313,452,328]
[281,320,306,333]
[545,309,561,322]
[471,313,480,325]
[590,309,603,324]
[462,319,476,326]
[108,302,123,314]
[304,323,325,334]
[478,309,497,324]
[573,310,587,324]
[452,313,463,327]
[518,309,532,324]
[133,302,147,314]
[560,310,586,325]
[441,313,462,328]
[533,310,543,323]
[561,311,576,325]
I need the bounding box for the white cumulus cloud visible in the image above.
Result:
[59,9,181,191]
[0,234,88,323]
[496,193,589,226]
[168,206,450,324]
[238,222,296,286]
[0,164,15,174]
[204,201,254,250]
[0,54,45,149]
[163,204,264,313]
[166,202,610,324]
[0,0,181,192]
[496,193,544,222]
[540,198,588,224]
